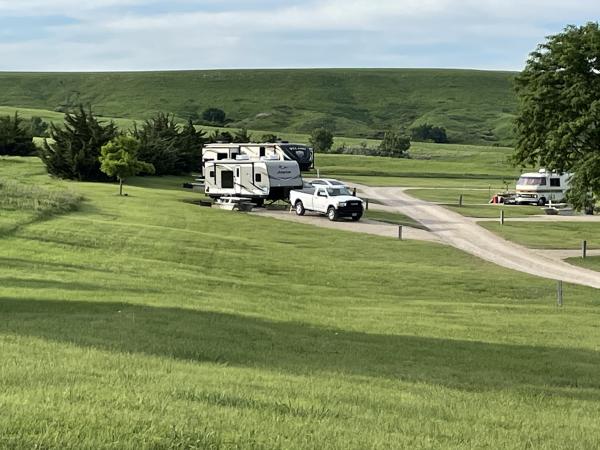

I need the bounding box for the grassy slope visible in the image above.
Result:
[567,256,600,270]
[0,69,517,144]
[1,157,600,448]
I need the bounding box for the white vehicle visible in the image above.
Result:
[205,156,303,204]
[202,142,314,174]
[309,178,348,188]
[289,185,364,221]
[515,169,572,206]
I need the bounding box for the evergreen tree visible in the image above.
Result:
[0,112,37,156]
[39,106,118,180]
[133,113,181,175]
[176,120,206,172]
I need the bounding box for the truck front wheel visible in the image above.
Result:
[295,201,305,216]
[327,206,338,221]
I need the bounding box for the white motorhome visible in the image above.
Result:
[202,142,314,173]
[515,169,572,205]
[204,155,303,204]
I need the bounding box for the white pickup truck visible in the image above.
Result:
[289,185,364,221]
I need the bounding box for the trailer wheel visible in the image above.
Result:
[537,197,547,206]
[327,206,338,221]
[295,201,305,216]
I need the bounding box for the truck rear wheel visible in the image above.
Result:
[351,214,362,221]
[327,206,338,221]
[295,201,305,216]
[537,197,547,206]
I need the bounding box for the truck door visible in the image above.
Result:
[314,188,328,212]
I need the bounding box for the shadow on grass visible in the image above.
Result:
[1,297,599,399]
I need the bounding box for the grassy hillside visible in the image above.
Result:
[1,157,600,448]
[0,69,517,145]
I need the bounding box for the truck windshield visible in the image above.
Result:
[326,187,352,196]
[518,177,546,186]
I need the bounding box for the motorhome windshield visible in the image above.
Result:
[518,177,546,186]
[327,187,352,196]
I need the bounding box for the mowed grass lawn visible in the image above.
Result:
[481,221,600,250]
[313,144,525,189]
[1,157,600,448]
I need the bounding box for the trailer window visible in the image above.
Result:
[209,170,215,178]
[518,177,546,186]
[221,170,234,188]
[259,147,265,157]
[550,178,561,187]
[217,153,227,160]
[255,173,262,182]
[236,168,240,177]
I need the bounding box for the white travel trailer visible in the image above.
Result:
[202,142,314,173]
[204,156,303,204]
[515,169,572,205]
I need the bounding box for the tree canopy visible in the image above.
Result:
[0,112,37,156]
[39,106,118,180]
[411,123,448,143]
[378,131,411,158]
[309,128,333,153]
[99,136,155,196]
[514,22,600,211]
[202,108,226,125]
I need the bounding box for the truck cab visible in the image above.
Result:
[289,185,364,221]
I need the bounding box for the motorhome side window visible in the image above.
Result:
[550,178,560,187]
[255,173,262,182]
[540,178,547,185]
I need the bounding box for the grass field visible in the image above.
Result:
[567,256,600,271]
[1,157,600,448]
[481,222,600,249]
[0,69,518,145]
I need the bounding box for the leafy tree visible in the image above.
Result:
[260,133,279,142]
[133,113,181,175]
[0,112,37,156]
[39,106,118,180]
[99,136,155,196]
[309,128,334,153]
[411,123,448,143]
[514,22,600,211]
[233,127,252,143]
[202,108,226,124]
[378,131,411,158]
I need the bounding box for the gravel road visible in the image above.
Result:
[357,185,600,289]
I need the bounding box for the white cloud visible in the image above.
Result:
[0,0,599,71]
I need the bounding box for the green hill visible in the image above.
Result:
[0,69,517,145]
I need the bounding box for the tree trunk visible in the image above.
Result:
[119,178,123,196]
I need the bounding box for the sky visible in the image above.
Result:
[0,0,598,72]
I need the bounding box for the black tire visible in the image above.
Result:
[537,197,547,206]
[254,198,265,207]
[351,214,362,221]
[295,201,305,216]
[327,206,338,221]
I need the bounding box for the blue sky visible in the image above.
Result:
[0,0,598,71]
